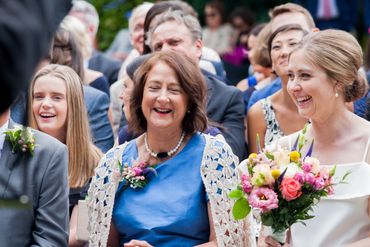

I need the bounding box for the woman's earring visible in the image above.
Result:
[187,110,190,114]
[335,89,339,98]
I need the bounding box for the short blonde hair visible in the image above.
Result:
[61,15,92,59]
[128,2,153,34]
[29,64,102,188]
[290,29,368,102]
[269,3,315,29]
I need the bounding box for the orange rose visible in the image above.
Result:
[280,177,302,201]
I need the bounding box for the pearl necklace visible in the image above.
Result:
[144,132,185,159]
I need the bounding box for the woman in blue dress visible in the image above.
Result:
[87,51,256,247]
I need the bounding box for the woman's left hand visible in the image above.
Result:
[124,239,153,247]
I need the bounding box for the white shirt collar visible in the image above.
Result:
[0,120,9,153]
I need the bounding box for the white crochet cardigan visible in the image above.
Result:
[86,134,256,247]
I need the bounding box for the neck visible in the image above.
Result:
[146,127,185,153]
[280,77,297,111]
[310,106,353,144]
[0,110,10,127]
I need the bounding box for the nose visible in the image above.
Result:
[40,97,52,109]
[287,77,301,93]
[280,44,290,57]
[157,89,170,103]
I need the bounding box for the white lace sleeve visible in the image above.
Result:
[86,143,128,247]
[201,134,256,247]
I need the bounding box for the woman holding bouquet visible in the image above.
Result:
[87,51,256,247]
[265,29,370,246]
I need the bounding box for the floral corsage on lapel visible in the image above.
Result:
[4,125,36,156]
[113,159,157,196]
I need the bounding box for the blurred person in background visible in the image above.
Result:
[61,15,110,96]
[69,0,121,85]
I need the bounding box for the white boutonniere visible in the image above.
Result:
[4,125,36,156]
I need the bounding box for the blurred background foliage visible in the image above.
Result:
[89,0,289,51]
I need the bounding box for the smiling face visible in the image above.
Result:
[151,21,202,62]
[32,75,68,142]
[141,61,188,132]
[119,75,134,121]
[270,29,304,79]
[287,49,337,120]
[130,15,145,54]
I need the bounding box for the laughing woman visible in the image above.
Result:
[87,51,256,247]
[264,30,370,247]
[28,64,102,246]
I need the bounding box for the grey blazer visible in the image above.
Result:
[0,120,69,246]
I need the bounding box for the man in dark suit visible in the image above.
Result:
[69,0,121,85]
[147,10,246,160]
[0,0,71,113]
[0,109,69,246]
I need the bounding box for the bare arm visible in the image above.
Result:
[107,221,120,247]
[69,205,86,247]
[247,102,266,154]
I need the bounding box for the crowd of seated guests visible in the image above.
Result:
[3,0,370,246]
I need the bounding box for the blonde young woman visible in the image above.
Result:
[28,64,102,247]
[264,30,370,247]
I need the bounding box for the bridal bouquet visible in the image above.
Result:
[230,133,347,243]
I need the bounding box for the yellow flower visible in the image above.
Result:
[271,169,280,180]
[249,153,257,160]
[290,151,301,163]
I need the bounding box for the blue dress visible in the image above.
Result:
[112,133,210,246]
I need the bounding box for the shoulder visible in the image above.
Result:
[31,128,66,152]
[203,133,237,159]
[248,100,264,120]
[83,85,109,106]
[206,74,240,96]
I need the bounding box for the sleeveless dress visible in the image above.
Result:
[261,97,284,146]
[112,133,210,246]
[290,138,370,246]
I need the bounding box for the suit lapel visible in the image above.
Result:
[0,120,22,197]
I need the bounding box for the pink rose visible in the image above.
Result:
[280,177,302,201]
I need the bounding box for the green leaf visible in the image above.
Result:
[265,152,274,160]
[256,134,261,153]
[229,189,244,200]
[329,165,336,177]
[232,197,250,220]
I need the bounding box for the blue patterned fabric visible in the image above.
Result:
[112,133,210,246]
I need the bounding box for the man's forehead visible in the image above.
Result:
[271,12,310,32]
[153,20,189,35]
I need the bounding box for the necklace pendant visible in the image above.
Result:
[157,152,168,159]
